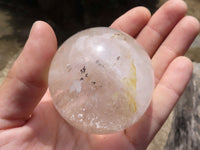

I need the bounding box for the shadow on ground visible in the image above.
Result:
[0,0,158,45]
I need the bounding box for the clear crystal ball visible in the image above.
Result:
[48,27,154,134]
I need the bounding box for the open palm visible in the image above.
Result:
[0,0,199,150]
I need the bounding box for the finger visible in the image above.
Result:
[152,16,200,84]
[0,21,57,129]
[110,7,151,37]
[124,57,192,149]
[136,0,187,57]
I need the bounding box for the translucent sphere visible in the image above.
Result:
[48,27,154,134]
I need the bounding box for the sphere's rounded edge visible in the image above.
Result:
[48,26,155,135]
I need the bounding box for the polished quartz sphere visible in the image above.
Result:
[48,27,154,134]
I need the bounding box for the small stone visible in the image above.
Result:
[48,27,154,134]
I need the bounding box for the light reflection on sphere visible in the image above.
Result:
[48,27,154,134]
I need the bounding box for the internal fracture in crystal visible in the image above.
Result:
[48,27,154,134]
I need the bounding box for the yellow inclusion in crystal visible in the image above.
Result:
[123,61,137,114]
[110,33,127,41]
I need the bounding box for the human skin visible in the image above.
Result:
[0,0,199,149]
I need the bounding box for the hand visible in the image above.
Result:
[0,0,199,149]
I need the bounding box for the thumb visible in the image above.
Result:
[0,21,57,129]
